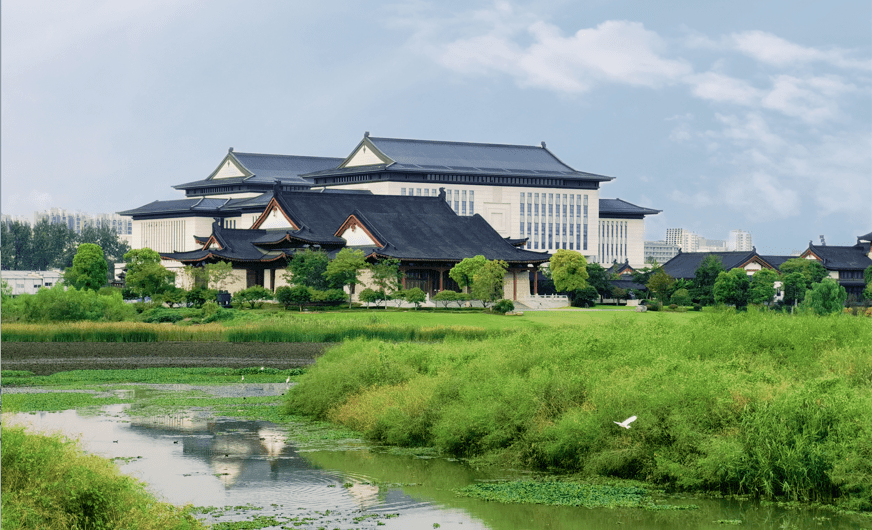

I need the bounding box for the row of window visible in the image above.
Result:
[519,193,588,251]
[141,220,186,253]
[400,187,476,216]
[600,220,629,264]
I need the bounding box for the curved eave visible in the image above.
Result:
[369,252,550,265]
[305,165,612,182]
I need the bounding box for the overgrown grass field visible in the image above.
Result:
[285,311,872,512]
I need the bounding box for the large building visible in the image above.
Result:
[120,134,661,299]
[33,208,132,237]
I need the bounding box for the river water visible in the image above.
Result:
[5,386,868,529]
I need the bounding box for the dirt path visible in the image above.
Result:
[1,342,330,375]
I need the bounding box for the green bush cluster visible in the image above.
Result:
[2,285,135,323]
[1,424,204,530]
[285,312,872,510]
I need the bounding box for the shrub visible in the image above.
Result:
[13,285,135,322]
[670,288,692,306]
[185,287,216,308]
[139,308,184,323]
[276,285,311,310]
[493,299,515,314]
[692,303,703,312]
[233,286,273,309]
[404,287,426,309]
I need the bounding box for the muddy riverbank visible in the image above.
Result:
[1,342,330,374]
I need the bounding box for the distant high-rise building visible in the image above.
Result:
[728,229,753,251]
[0,214,31,226]
[644,240,680,264]
[33,208,132,236]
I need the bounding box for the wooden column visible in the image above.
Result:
[438,268,445,291]
[512,270,517,300]
[534,269,538,295]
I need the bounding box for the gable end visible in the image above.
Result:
[250,198,300,230]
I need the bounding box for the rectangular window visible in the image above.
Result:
[416,188,422,196]
[469,190,474,215]
[455,200,459,211]
[401,188,406,196]
[446,189,452,202]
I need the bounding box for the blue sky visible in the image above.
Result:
[2,0,870,254]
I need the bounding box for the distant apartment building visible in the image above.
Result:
[644,240,680,264]
[664,228,751,253]
[0,214,31,225]
[33,208,132,237]
[728,229,753,251]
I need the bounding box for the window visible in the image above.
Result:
[401,188,406,196]
[469,190,474,215]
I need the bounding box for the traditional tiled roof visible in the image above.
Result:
[858,231,872,243]
[306,136,613,182]
[661,251,774,280]
[598,198,661,218]
[760,255,793,270]
[173,152,342,190]
[804,244,872,271]
[162,191,550,265]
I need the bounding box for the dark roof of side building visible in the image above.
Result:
[598,198,661,218]
[661,251,774,280]
[804,243,872,271]
[305,135,614,182]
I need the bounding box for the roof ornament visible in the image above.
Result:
[273,179,282,197]
[364,131,370,138]
[438,187,446,201]
[228,147,234,153]
[540,141,546,148]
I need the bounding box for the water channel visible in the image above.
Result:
[5,384,867,529]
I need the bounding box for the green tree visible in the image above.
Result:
[471,259,508,306]
[1,221,33,270]
[63,243,108,291]
[863,264,872,301]
[283,249,330,290]
[749,269,779,305]
[691,255,725,305]
[275,285,311,311]
[572,285,600,307]
[325,248,367,306]
[234,285,273,309]
[205,262,234,291]
[585,262,612,298]
[780,258,828,286]
[404,287,426,310]
[449,255,488,294]
[549,250,589,293]
[713,268,751,309]
[782,272,807,307]
[358,288,384,308]
[801,278,847,315]
[30,219,78,271]
[369,258,403,307]
[670,288,692,306]
[123,248,175,299]
[646,269,675,303]
[79,223,130,266]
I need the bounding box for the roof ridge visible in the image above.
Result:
[370,136,544,150]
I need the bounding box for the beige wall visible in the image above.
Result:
[132,216,214,253]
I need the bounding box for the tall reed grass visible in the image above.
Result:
[1,423,204,529]
[285,312,872,511]
[1,320,493,343]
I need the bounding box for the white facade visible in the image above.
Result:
[598,218,646,268]
[644,240,680,264]
[1,270,63,296]
[322,180,602,263]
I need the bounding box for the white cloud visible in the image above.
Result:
[436,19,692,93]
[685,72,761,105]
[730,30,872,70]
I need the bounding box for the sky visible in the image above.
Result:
[2,0,870,255]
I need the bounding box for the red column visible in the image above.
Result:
[512,270,517,300]
[439,268,444,291]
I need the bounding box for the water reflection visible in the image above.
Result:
[6,407,869,530]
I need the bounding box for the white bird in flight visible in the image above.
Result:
[240,376,245,382]
[285,376,290,384]
[614,416,637,429]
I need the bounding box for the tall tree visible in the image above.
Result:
[369,258,403,308]
[646,269,675,302]
[79,223,130,265]
[585,262,612,298]
[549,250,589,293]
[64,243,108,291]
[283,249,330,290]
[802,279,847,315]
[29,219,77,271]
[782,272,807,307]
[449,255,488,294]
[123,248,175,298]
[748,269,778,305]
[325,248,367,306]
[1,221,32,270]
[691,255,725,305]
[780,258,828,286]
[713,268,751,309]
[471,259,508,306]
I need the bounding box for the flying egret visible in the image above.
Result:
[614,416,637,429]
